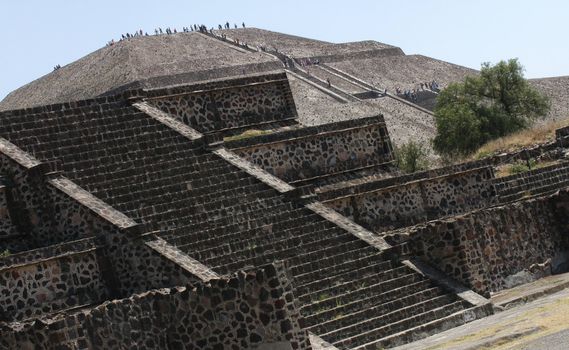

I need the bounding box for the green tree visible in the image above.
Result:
[395,141,430,173]
[433,59,550,157]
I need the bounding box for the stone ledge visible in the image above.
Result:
[133,101,204,142]
[297,47,405,64]
[0,137,45,170]
[309,333,339,350]
[48,177,140,233]
[305,202,391,251]
[0,237,98,268]
[0,91,133,117]
[491,271,569,310]
[143,71,290,98]
[358,303,493,350]
[0,244,99,274]
[146,238,220,282]
[224,115,385,150]
[319,166,496,202]
[402,258,491,308]
[213,148,295,193]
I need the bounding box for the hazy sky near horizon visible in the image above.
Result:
[1,0,567,101]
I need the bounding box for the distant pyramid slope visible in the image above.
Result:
[530,76,569,121]
[329,54,478,92]
[214,27,401,58]
[0,31,277,111]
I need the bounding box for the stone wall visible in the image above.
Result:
[0,245,109,322]
[396,189,569,296]
[0,237,96,268]
[324,167,496,233]
[45,179,204,296]
[147,74,297,134]
[228,116,392,183]
[0,263,312,350]
[0,185,18,242]
[0,139,53,252]
[0,138,201,296]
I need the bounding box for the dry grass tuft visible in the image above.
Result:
[223,129,273,142]
[472,118,569,160]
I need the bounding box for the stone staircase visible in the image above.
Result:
[0,97,486,349]
[494,161,569,203]
[289,66,360,102]
[307,65,368,95]
[321,64,435,116]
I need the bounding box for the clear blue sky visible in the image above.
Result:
[1,0,567,101]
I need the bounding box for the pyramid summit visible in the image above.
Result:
[1,26,569,349]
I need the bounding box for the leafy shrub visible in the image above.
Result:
[394,141,430,174]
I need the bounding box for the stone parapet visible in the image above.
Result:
[390,189,569,296]
[228,115,393,183]
[0,262,312,350]
[323,166,497,233]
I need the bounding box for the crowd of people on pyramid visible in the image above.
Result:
[105,22,247,47]
[395,80,440,102]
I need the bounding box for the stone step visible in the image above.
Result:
[27,118,183,153]
[145,201,296,234]
[70,148,207,183]
[325,295,463,346]
[53,140,194,173]
[0,106,138,137]
[134,191,285,226]
[301,272,427,320]
[354,304,489,350]
[193,220,339,262]
[12,114,162,152]
[334,300,467,349]
[33,132,193,168]
[204,227,354,268]
[306,283,440,334]
[179,181,270,210]
[292,246,380,285]
[294,251,388,292]
[170,211,325,250]
[213,231,370,275]
[500,178,569,203]
[296,261,399,303]
[162,207,312,244]
[91,163,249,204]
[498,173,569,194]
[496,163,569,187]
[109,174,267,213]
[76,152,216,187]
[0,101,129,125]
